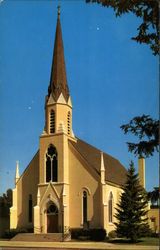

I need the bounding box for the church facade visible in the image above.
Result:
[10,10,144,235]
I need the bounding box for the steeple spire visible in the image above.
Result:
[48,6,69,103]
[15,160,19,185]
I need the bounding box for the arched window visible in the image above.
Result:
[28,194,32,223]
[108,192,113,223]
[46,145,58,182]
[67,112,70,135]
[47,203,58,215]
[50,110,55,134]
[83,191,87,224]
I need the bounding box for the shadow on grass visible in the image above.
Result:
[106,237,159,246]
[106,238,140,244]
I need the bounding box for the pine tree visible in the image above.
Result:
[114,161,150,242]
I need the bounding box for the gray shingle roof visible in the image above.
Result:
[70,138,127,187]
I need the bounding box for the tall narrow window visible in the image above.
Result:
[67,112,70,135]
[46,155,51,183]
[29,194,32,223]
[50,110,55,134]
[83,191,87,224]
[108,192,113,223]
[46,145,58,182]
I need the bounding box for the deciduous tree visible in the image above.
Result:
[86,0,159,55]
[120,115,159,158]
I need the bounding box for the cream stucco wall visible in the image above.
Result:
[103,183,122,233]
[148,208,159,233]
[69,142,101,228]
[68,142,123,233]
[10,151,39,229]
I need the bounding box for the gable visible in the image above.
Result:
[69,138,127,186]
[40,182,60,212]
[17,150,39,185]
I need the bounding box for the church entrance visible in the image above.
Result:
[47,203,58,233]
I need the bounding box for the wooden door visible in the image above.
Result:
[47,214,58,233]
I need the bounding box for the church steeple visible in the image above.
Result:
[48,6,69,103]
[44,7,73,137]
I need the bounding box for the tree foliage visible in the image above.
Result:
[86,0,159,55]
[0,189,12,206]
[120,115,159,158]
[114,161,151,242]
[0,189,12,217]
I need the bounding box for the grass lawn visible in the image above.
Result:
[137,237,159,246]
[107,237,159,246]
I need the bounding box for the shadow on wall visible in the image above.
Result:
[17,151,39,230]
[90,184,102,228]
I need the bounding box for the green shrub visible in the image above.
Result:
[26,227,34,233]
[71,228,106,241]
[151,232,159,238]
[18,228,28,233]
[108,230,117,239]
[70,228,82,239]
[90,228,106,241]
[4,227,33,239]
[4,229,18,239]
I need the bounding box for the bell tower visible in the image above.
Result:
[44,6,73,137]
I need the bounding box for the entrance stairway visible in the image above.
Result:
[11,233,70,242]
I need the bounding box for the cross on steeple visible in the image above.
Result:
[57,5,60,18]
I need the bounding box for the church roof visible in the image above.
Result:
[70,138,127,186]
[48,9,69,102]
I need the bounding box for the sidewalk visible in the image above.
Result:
[0,240,159,250]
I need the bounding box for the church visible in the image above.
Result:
[10,8,145,235]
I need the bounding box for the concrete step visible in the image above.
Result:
[11,233,68,242]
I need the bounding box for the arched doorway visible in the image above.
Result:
[47,202,59,233]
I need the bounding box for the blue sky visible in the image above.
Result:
[0,0,158,195]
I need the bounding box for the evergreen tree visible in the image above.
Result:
[114,161,150,242]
